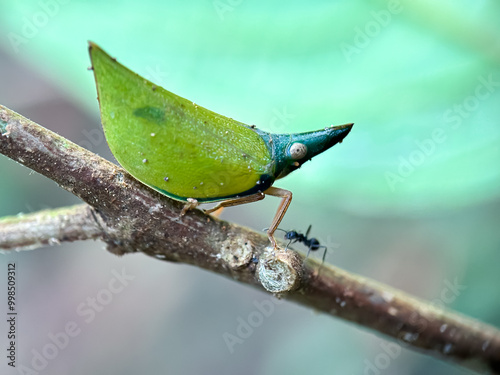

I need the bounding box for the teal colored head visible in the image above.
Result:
[257,123,353,180]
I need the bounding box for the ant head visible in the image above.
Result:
[273,228,294,240]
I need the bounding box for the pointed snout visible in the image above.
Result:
[323,123,353,148]
[294,123,353,160]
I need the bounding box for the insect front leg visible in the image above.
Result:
[180,198,199,216]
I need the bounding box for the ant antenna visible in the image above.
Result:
[273,228,289,235]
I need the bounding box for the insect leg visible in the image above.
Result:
[263,187,293,250]
[209,207,225,218]
[204,192,265,214]
[180,198,199,216]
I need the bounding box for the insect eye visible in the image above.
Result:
[289,142,307,160]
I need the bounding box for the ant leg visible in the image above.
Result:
[320,246,328,265]
[306,246,312,260]
[305,224,312,238]
[314,246,327,277]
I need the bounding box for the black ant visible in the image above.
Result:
[276,225,328,264]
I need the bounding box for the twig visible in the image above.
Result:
[1,104,499,374]
[0,205,102,251]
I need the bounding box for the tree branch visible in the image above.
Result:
[0,204,102,251]
[1,104,499,374]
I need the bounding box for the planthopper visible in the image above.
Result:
[88,42,353,250]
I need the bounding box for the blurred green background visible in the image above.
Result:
[1,1,499,374]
